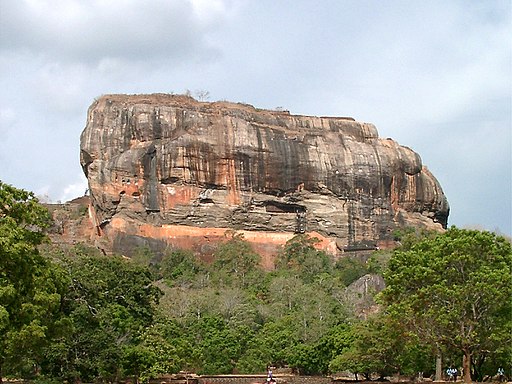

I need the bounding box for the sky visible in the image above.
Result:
[0,0,511,236]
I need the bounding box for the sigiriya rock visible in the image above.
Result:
[78,94,449,267]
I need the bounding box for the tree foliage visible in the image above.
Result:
[381,227,512,382]
[8,180,508,383]
[213,232,261,288]
[40,250,162,383]
[0,181,69,381]
[276,234,332,282]
[330,314,434,379]
[160,249,203,287]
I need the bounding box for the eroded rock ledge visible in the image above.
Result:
[80,94,449,261]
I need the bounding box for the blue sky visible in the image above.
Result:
[0,0,510,235]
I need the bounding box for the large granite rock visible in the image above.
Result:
[80,94,449,262]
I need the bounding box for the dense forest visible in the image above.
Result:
[1,181,511,383]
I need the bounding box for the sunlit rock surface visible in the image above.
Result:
[80,94,449,262]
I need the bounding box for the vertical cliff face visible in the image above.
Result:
[80,94,449,260]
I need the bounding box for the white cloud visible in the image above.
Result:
[30,62,89,114]
[191,0,234,24]
[0,107,16,135]
[0,0,229,64]
[59,176,88,203]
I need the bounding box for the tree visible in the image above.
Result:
[334,256,368,286]
[122,319,183,384]
[195,89,210,101]
[243,315,301,369]
[329,315,415,379]
[289,322,355,375]
[213,233,261,288]
[160,249,204,288]
[380,227,512,383]
[185,315,249,374]
[42,252,162,382]
[0,182,68,382]
[275,234,332,282]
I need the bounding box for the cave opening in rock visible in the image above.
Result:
[265,201,305,213]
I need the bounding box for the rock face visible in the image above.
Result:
[344,274,386,319]
[45,196,98,247]
[80,94,449,263]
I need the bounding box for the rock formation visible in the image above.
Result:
[80,94,449,264]
[344,274,386,319]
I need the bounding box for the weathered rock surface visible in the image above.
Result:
[45,196,97,246]
[344,274,386,319]
[80,94,449,261]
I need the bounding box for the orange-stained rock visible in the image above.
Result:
[105,215,336,269]
[79,94,449,261]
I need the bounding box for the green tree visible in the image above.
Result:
[131,245,161,277]
[160,249,203,288]
[334,256,368,286]
[122,319,184,384]
[289,322,354,375]
[212,233,261,288]
[42,253,162,382]
[329,315,413,379]
[276,234,332,282]
[288,323,354,375]
[186,315,250,374]
[245,315,301,369]
[380,227,512,383]
[0,182,68,382]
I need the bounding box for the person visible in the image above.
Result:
[453,368,458,382]
[497,367,505,382]
[447,368,454,382]
[267,367,273,382]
